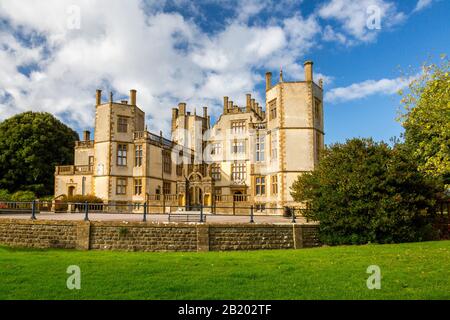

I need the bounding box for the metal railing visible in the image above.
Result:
[0,199,302,224]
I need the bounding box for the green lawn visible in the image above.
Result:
[0,241,449,300]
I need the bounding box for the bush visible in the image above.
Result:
[0,189,11,201]
[10,190,36,201]
[67,194,104,203]
[291,138,440,245]
[39,195,54,201]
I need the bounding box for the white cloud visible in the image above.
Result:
[0,0,326,135]
[414,0,433,12]
[235,0,268,23]
[325,76,416,103]
[318,0,406,43]
[322,25,349,45]
[0,0,417,135]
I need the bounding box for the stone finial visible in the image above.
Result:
[109,91,113,103]
[279,67,283,82]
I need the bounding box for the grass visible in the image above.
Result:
[0,241,449,300]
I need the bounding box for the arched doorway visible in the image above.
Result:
[188,186,202,210]
[178,169,214,211]
[68,186,75,197]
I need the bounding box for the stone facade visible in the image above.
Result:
[55,61,324,212]
[0,219,320,252]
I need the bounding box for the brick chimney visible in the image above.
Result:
[304,61,313,82]
[178,102,186,115]
[130,89,137,105]
[96,90,102,105]
[83,130,90,141]
[223,96,229,114]
[246,94,251,112]
[265,72,272,91]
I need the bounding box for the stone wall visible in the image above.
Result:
[209,224,294,251]
[89,222,197,251]
[0,219,320,252]
[0,219,78,249]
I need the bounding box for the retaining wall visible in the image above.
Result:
[0,219,320,252]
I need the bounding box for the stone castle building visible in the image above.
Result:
[54,61,324,213]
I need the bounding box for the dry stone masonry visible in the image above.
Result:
[0,219,320,252]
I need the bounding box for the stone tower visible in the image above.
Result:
[92,89,145,201]
[264,61,324,206]
[171,103,210,165]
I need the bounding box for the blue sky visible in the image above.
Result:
[0,0,448,145]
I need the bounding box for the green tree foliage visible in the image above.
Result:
[0,189,11,201]
[10,190,36,201]
[291,138,440,245]
[0,112,78,196]
[398,57,450,185]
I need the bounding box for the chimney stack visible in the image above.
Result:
[304,61,313,82]
[265,72,272,91]
[178,102,186,115]
[223,96,229,114]
[83,130,90,141]
[96,90,102,105]
[246,94,251,112]
[203,106,207,118]
[130,89,137,105]
[171,108,178,132]
[251,98,255,111]
[228,100,233,110]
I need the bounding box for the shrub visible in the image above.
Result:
[0,189,11,201]
[10,190,36,201]
[291,138,440,245]
[67,194,104,212]
[67,194,104,203]
[39,195,54,201]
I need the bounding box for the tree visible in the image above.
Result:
[398,57,450,186]
[290,138,440,245]
[0,112,79,196]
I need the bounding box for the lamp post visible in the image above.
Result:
[31,200,36,220]
[143,202,147,222]
[84,201,89,221]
